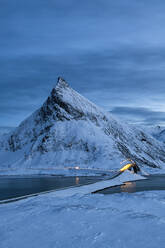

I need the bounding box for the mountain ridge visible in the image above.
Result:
[0,77,165,171]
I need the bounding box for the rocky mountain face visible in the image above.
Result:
[0,77,165,170]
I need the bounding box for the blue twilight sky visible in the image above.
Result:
[1,0,165,127]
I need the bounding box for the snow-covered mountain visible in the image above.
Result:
[143,125,165,143]
[0,127,15,136]
[156,129,165,143]
[133,124,165,143]
[0,77,165,171]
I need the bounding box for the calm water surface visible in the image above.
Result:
[94,174,165,194]
[1,174,165,201]
[0,175,102,201]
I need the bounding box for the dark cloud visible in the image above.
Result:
[111,107,165,126]
[1,0,165,126]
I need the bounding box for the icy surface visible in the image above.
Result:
[0,172,165,248]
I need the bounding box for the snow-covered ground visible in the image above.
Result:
[1,172,165,248]
[0,164,160,176]
[0,167,119,176]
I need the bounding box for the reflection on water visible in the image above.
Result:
[121,182,136,193]
[0,176,102,201]
[94,174,165,195]
[75,177,80,185]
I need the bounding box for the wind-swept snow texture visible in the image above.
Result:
[0,173,164,248]
[0,77,165,171]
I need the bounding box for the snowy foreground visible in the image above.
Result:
[1,172,165,248]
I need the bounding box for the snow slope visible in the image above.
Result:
[0,172,164,248]
[0,77,165,172]
[141,125,165,143]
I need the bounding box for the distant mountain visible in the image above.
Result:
[136,125,165,143]
[0,127,15,136]
[156,129,165,143]
[0,77,165,171]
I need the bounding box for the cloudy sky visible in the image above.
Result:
[1,0,165,127]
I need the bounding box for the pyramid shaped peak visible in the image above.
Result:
[56,77,69,89]
[47,76,106,121]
